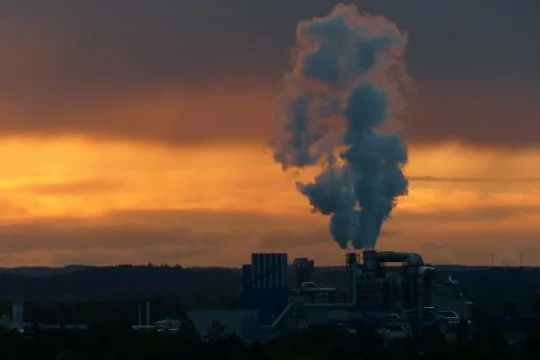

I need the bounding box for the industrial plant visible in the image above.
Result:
[1,249,467,344]
[185,250,466,343]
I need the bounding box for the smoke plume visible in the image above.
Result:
[271,4,412,249]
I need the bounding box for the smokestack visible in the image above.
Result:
[146,301,150,326]
[271,4,412,250]
[345,252,358,271]
[12,301,24,329]
[345,253,359,305]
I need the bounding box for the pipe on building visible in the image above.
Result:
[304,263,358,308]
[268,302,294,328]
[376,251,424,266]
[274,252,433,321]
[304,253,429,310]
[417,266,435,274]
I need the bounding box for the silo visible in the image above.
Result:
[241,264,253,309]
[251,253,288,325]
[12,302,24,329]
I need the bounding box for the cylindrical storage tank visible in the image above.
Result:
[251,253,288,325]
[12,302,24,329]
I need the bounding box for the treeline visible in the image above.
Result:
[0,265,241,303]
[0,264,539,305]
[0,292,537,329]
[0,297,237,325]
[0,321,539,360]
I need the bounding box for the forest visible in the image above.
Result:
[0,319,539,360]
[0,265,539,358]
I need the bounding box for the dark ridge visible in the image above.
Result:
[0,264,537,308]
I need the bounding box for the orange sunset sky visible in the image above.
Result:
[0,0,539,267]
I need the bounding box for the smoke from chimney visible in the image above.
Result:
[271,4,412,249]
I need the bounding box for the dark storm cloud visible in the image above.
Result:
[0,0,538,147]
[395,204,540,223]
[409,176,540,184]
[0,208,321,255]
[0,205,539,265]
[0,222,203,254]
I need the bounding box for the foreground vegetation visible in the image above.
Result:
[0,320,539,360]
[0,265,538,359]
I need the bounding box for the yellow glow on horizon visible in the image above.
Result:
[0,137,537,221]
[0,137,538,266]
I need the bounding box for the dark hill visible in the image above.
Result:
[0,265,91,277]
[0,265,241,309]
[0,264,538,310]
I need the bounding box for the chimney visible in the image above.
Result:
[345,252,358,271]
[12,301,24,329]
[146,301,150,326]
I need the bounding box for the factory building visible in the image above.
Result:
[240,250,435,321]
[242,253,288,325]
[0,302,87,332]
[238,250,444,338]
[351,250,435,314]
[186,249,465,342]
[183,253,288,341]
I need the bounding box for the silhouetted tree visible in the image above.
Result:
[207,318,226,343]
[353,327,387,360]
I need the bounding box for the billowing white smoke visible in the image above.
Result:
[271,4,412,249]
